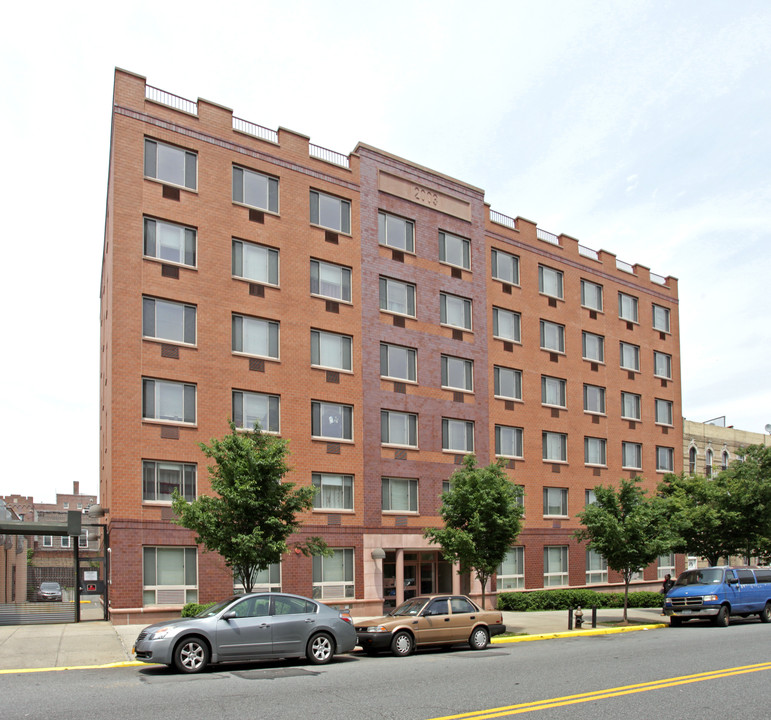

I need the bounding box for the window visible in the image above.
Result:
[312,548,354,599]
[442,418,474,453]
[381,410,418,447]
[441,355,473,392]
[622,442,642,470]
[232,165,278,212]
[143,547,197,606]
[378,212,414,252]
[542,432,567,462]
[655,398,673,425]
[143,460,196,502]
[63,502,69,509]
[42,536,53,547]
[654,351,672,379]
[705,449,713,478]
[232,314,279,359]
[491,248,520,285]
[580,279,603,311]
[142,297,196,345]
[311,401,353,441]
[584,437,607,466]
[310,259,352,302]
[380,343,417,382]
[142,378,196,424]
[440,293,472,330]
[144,139,196,190]
[583,385,606,414]
[540,320,565,353]
[497,547,524,590]
[688,446,697,474]
[494,366,522,400]
[585,489,597,505]
[582,332,605,362]
[544,546,568,586]
[543,487,568,516]
[657,446,674,472]
[618,292,638,322]
[61,536,71,548]
[381,477,418,512]
[143,217,196,266]
[586,550,607,584]
[621,392,641,421]
[619,342,640,371]
[658,554,675,579]
[234,564,281,593]
[79,533,88,549]
[652,304,670,333]
[495,425,523,458]
[233,391,280,433]
[538,265,563,299]
[312,473,353,511]
[493,307,521,343]
[541,376,566,407]
[311,330,352,371]
[722,450,729,471]
[232,240,279,286]
[379,277,416,317]
[310,190,351,233]
[439,231,471,270]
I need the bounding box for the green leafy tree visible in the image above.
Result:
[424,455,524,609]
[575,477,672,621]
[172,421,330,593]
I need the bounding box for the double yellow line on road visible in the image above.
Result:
[428,661,771,718]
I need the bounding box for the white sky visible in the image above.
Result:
[1,0,769,502]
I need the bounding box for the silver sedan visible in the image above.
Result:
[133,592,357,673]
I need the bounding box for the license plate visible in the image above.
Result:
[680,610,692,615]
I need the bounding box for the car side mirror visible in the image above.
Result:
[727,577,738,585]
[222,610,237,620]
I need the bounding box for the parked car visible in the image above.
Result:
[133,592,357,673]
[355,594,505,656]
[664,566,771,626]
[35,582,62,602]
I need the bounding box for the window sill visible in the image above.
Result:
[312,508,355,514]
[620,368,641,374]
[581,306,603,314]
[582,358,605,365]
[311,437,354,444]
[142,419,197,428]
[442,386,474,394]
[621,466,643,472]
[310,293,353,306]
[232,351,281,363]
[379,243,416,256]
[543,515,569,520]
[143,255,198,271]
[539,292,564,302]
[311,365,354,375]
[542,459,568,465]
[144,176,197,194]
[442,449,474,455]
[541,348,565,355]
[380,310,417,321]
[232,201,280,218]
[621,417,642,423]
[440,324,473,334]
[310,223,352,237]
[382,511,418,516]
[142,337,197,349]
[494,278,521,288]
[541,404,567,411]
[382,443,418,451]
[494,336,522,345]
[233,275,280,289]
[381,376,418,385]
[584,464,607,469]
[495,396,523,403]
[584,411,606,417]
[440,261,471,274]
[496,454,523,461]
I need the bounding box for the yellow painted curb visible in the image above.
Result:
[0,660,149,675]
[492,623,667,644]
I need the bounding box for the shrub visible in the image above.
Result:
[181,601,217,617]
[497,589,664,611]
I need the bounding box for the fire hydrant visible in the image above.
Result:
[575,606,584,628]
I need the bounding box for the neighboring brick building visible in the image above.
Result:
[101,69,684,623]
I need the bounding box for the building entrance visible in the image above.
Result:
[382,551,453,612]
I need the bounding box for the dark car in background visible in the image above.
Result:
[35,582,62,602]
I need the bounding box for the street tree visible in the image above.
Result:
[425,455,524,609]
[172,421,329,593]
[576,477,672,621]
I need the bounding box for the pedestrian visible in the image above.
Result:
[660,573,674,614]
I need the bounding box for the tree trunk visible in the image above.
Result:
[623,573,630,622]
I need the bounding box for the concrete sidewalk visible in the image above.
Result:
[0,608,668,672]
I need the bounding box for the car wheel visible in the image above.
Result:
[669,616,682,627]
[760,603,771,623]
[390,630,414,657]
[307,632,335,665]
[712,606,730,627]
[173,636,209,673]
[469,626,489,650]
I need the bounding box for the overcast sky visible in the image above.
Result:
[1,0,769,503]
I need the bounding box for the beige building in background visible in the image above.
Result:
[684,418,770,478]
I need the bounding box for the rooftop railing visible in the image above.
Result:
[309,143,350,169]
[490,210,517,230]
[650,272,668,286]
[578,245,599,260]
[536,228,560,246]
[616,258,635,274]
[232,116,278,144]
[145,85,198,115]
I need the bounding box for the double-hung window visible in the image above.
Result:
[544,546,568,587]
[232,240,279,286]
[652,304,670,333]
[311,401,353,441]
[494,366,522,400]
[232,391,280,433]
[622,442,642,470]
[582,332,604,362]
[540,320,565,353]
[442,418,474,453]
[440,293,472,330]
[497,548,524,590]
[656,446,674,472]
[543,487,568,516]
[311,330,352,372]
[493,307,521,342]
[312,473,353,511]
[491,248,520,285]
[42,536,53,547]
[618,292,639,322]
[381,477,418,513]
[580,279,603,311]
[142,378,196,424]
[381,410,418,447]
[380,343,417,382]
[495,425,523,458]
[232,165,278,213]
[655,398,673,425]
[143,547,197,606]
[620,342,640,371]
[379,277,416,317]
[232,314,279,359]
[312,548,354,599]
[439,231,471,270]
[541,376,566,408]
[542,432,567,462]
[142,297,196,345]
[143,460,196,502]
[144,139,197,190]
[310,259,352,302]
[441,355,473,392]
[583,384,606,414]
[538,265,564,299]
[621,392,641,421]
[143,217,196,266]
[310,190,351,234]
[586,550,607,584]
[61,536,71,548]
[378,212,414,252]
[584,437,607,466]
[654,351,672,379]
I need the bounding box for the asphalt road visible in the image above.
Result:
[3,618,770,720]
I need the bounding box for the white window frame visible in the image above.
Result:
[654,351,672,379]
[494,366,523,401]
[379,276,416,317]
[618,292,639,322]
[441,355,474,392]
[656,446,674,472]
[142,297,196,346]
[655,398,673,426]
[232,314,280,360]
[310,259,352,303]
[42,536,53,548]
[311,401,353,441]
[381,410,418,448]
[543,487,568,517]
[497,547,525,590]
[439,231,471,270]
[442,418,474,453]
[652,304,670,333]
[380,343,417,383]
[143,217,196,267]
[493,307,521,343]
[61,535,71,548]
[491,248,520,285]
[232,165,279,213]
[143,546,198,606]
[143,460,196,503]
[657,554,675,579]
[621,392,642,421]
[584,437,607,467]
[541,376,567,408]
[544,546,568,587]
[495,425,524,459]
[312,548,354,600]
[580,279,603,311]
[232,239,279,286]
[310,190,351,234]
[311,329,353,372]
[538,265,564,299]
[381,477,419,513]
[585,489,597,505]
[540,320,565,353]
[144,138,197,190]
[440,293,473,331]
[79,533,88,549]
[582,332,605,363]
[232,390,280,433]
[583,384,606,415]
[312,473,354,511]
[542,432,568,463]
[378,212,415,252]
[622,442,643,470]
[142,378,196,425]
[620,342,640,371]
[586,550,608,584]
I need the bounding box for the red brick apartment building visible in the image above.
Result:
[101,69,683,623]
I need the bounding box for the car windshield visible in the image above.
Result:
[40,583,60,591]
[389,597,429,616]
[196,596,241,617]
[674,569,723,586]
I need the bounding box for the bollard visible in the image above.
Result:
[591,605,597,628]
[568,607,574,630]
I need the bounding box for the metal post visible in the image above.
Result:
[591,605,597,628]
[103,523,110,621]
[568,607,573,630]
[74,539,80,623]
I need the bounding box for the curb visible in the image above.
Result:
[0,660,147,675]
[492,623,668,644]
